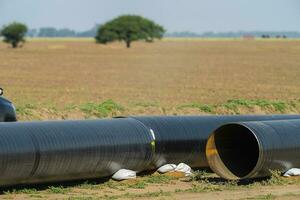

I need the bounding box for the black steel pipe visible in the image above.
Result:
[0,118,154,186]
[1,115,300,186]
[131,115,300,168]
[206,119,300,180]
[0,96,17,122]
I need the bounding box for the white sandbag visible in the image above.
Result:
[175,163,193,176]
[157,164,177,173]
[283,168,300,177]
[112,169,137,180]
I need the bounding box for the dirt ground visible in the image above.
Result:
[0,39,299,108]
[2,172,300,200]
[1,38,300,120]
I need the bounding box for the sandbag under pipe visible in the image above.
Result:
[206,119,300,180]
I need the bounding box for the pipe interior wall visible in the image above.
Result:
[206,119,300,180]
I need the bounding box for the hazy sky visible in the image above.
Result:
[0,0,299,32]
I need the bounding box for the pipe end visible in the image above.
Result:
[206,124,260,180]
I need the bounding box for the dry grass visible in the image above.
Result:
[2,171,300,200]
[0,39,299,116]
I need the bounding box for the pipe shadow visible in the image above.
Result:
[188,175,271,186]
[0,170,158,194]
[0,176,111,194]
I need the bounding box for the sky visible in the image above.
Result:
[0,0,300,33]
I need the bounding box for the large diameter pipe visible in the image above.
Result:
[0,96,17,122]
[131,115,300,168]
[0,118,154,186]
[206,119,300,180]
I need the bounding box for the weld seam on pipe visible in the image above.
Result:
[131,115,300,168]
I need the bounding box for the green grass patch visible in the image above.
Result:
[15,103,36,116]
[222,99,290,113]
[144,174,175,184]
[14,98,300,121]
[4,188,38,195]
[184,170,295,194]
[259,170,291,186]
[177,103,215,113]
[79,99,124,118]
[78,180,101,190]
[132,101,159,108]
[240,194,275,200]
[178,99,297,114]
[47,186,71,194]
[98,179,129,191]
[128,181,147,189]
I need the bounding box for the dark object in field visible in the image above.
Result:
[206,119,300,180]
[0,118,153,186]
[130,115,300,168]
[0,88,17,122]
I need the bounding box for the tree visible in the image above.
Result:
[27,29,38,37]
[38,27,58,37]
[95,15,165,48]
[37,27,77,37]
[1,22,28,48]
[77,24,100,37]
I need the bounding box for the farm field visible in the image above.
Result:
[0,38,300,199]
[0,39,300,120]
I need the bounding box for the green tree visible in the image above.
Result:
[1,22,28,48]
[95,15,165,48]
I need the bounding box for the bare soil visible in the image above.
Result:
[1,39,299,108]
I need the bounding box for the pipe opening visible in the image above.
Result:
[208,124,259,179]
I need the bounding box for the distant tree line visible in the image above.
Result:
[165,31,300,38]
[25,29,300,38]
[27,25,100,37]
